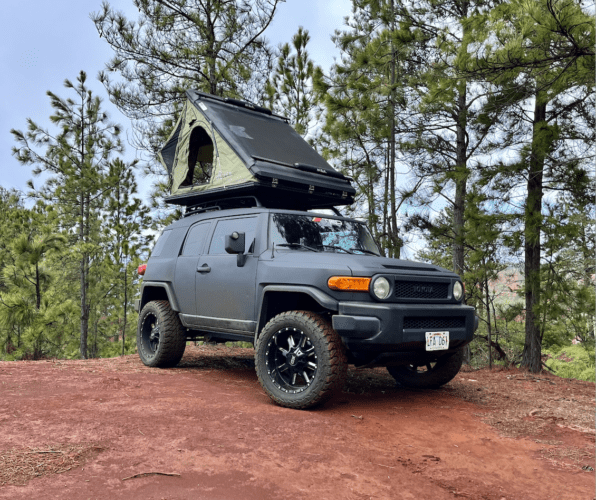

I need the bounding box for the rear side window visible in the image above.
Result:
[181,222,211,256]
[208,217,257,255]
[151,230,171,258]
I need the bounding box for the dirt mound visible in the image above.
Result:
[0,345,593,499]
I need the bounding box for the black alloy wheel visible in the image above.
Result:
[136,300,186,368]
[265,326,318,393]
[142,313,160,355]
[386,348,464,389]
[255,311,347,409]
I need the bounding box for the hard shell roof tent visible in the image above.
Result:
[158,90,356,210]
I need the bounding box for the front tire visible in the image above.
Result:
[137,300,186,367]
[387,348,464,389]
[255,311,347,409]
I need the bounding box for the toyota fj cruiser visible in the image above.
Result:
[135,201,478,409]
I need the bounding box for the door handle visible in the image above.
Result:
[197,264,211,273]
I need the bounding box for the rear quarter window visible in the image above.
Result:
[150,230,171,258]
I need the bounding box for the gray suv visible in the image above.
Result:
[136,204,477,409]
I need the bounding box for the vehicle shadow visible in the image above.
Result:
[173,346,458,408]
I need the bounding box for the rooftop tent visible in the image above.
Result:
[157,90,356,209]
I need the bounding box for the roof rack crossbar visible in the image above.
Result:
[183,195,263,217]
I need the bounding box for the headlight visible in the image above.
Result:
[372,277,391,300]
[453,281,464,301]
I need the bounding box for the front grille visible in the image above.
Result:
[403,317,465,330]
[394,281,449,299]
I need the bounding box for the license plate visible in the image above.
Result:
[425,331,449,351]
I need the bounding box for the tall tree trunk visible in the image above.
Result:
[79,95,89,360]
[484,262,493,369]
[368,166,378,242]
[454,81,469,363]
[521,96,547,373]
[383,149,390,256]
[122,259,128,356]
[389,0,399,259]
[35,263,41,310]
[205,1,218,95]
[79,209,89,359]
[453,85,468,275]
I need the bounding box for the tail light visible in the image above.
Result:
[138,264,147,276]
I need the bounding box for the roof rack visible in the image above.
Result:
[183,196,263,217]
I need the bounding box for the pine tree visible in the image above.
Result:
[389,0,502,275]
[102,158,152,356]
[92,0,282,160]
[461,0,595,371]
[315,0,416,257]
[11,71,123,359]
[0,197,75,360]
[266,27,321,137]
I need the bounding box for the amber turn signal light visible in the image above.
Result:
[328,276,371,292]
[137,264,147,276]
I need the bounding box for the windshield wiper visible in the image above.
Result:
[320,245,353,254]
[276,243,319,252]
[349,248,381,256]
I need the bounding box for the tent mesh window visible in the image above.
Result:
[182,126,214,186]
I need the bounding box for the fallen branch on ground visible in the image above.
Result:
[374,463,395,469]
[122,472,181,481]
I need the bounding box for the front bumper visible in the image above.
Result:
[332,301,478,363]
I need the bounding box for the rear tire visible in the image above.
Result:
[387,349,464,389]
[255,311,347,409]
[137,300,186,367]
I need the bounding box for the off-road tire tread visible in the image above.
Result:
[137,300,186,368]
[387,348,464,389]
[255,310,347,409]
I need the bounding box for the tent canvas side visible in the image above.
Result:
[158,101,257,198]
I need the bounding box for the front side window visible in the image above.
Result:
[269,214,380,255]
[181,222,211,256]
[209,217,258,255]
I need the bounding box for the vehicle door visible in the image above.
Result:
[173,221,212,316]
[194,215,259,334]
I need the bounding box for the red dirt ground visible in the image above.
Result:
[0,344,594,500]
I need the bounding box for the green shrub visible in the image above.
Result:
[545,344,595,382]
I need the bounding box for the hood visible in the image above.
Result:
[347,256,455,277]
[266,249,455,278]
[265,249,353,271]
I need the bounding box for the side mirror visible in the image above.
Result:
[225,231,245,255]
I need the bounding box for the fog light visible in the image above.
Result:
[373,277,391,300]
[453,281,464,301]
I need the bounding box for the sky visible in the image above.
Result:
[0,0,353,199]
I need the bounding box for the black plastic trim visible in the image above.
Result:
[140,282,180,312]
[255,285,340,340]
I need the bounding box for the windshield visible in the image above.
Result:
[269,213,380,255]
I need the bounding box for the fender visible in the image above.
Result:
[139,281,181,312]
[255,285,339,340]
